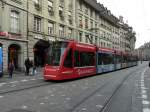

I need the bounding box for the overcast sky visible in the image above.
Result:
[97,0,150,48]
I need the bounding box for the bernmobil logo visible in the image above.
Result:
[0,32,8,36]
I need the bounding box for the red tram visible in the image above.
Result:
[43,40,137,81]
[44,41,96,80]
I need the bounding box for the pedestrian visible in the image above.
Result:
[24,58,31,76]
[8,60,14,78]
[31,60,36,75]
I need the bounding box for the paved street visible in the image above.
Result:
[0,62,150,112]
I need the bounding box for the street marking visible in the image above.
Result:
[143,100,150,105]
[97,94,102,97]
[50,94,54,97]
[142,90,147,94]
[141,87,149,90]
[142,95,148,99]
[81,108,87,111]
[0,83,6,86]
[61,94,66,97]
[0,96,4,98]
[30,78,36,81]
[40,102,45,105]
[21,79,28,82]
[11,85,16,87]
[21,105,28,109]
[140,68,150,112]
[9,81,19,84]
[66,98,71,100]
[50,102,55,105]
[143,108,150,112]
[96,104,103,108]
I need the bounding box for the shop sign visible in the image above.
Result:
[8,34,21,39]
[0,32,8,36]
[0,32,21,39]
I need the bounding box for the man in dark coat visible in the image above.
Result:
[25,58,31,75]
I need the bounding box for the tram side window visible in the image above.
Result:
[98,53,113,65]
[74,51,80,67]
[124,56,127,63]
[98,53,102,65]
[63,49,72,68]
[74,51,95,67]
[80,52,95,67]
[116,55,122,64]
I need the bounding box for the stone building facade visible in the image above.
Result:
[0,0,27,73]
[27,0,76,67]
[0,0,136,74]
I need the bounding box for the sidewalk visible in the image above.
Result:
[0,67,43,82]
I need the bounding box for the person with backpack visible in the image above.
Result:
[8,60,14,78]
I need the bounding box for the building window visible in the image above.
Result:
[85,35,89,43]
[95,13,98,20]
[90,35,93,44]
[95,23,98,34]
[59,6,64,20]
[79,32,82,42]
[95,37,98,45]
[34,0,41,11]
[79,16,82,28]
[85,18,88,29]
[68,11,72,25]
[48,22,54,35]
[59,25,64,37]
[33,0,39,4]
[48,0,54,15]
[90,21,93,29]
[68,1,73,11]
[10,10,20,33]
[68,28,72,38]
[85,6,88,15]
[59,0,64,6]
[79,1,82,10]
[34,17,41,32]
[104,42,105,47]
[90,9,93,17]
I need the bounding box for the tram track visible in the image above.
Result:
[99,66,144,112]
[68,64,145,112]
[99,72,136,112]
[0,80,55,95]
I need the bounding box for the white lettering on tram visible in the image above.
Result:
[77,69,95,75]
[62,71,73,74]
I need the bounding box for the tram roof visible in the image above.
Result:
[98,47,115,53]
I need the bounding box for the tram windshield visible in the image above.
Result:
[46,41,68,66]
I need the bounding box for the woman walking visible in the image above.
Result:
[8,60,14,78]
